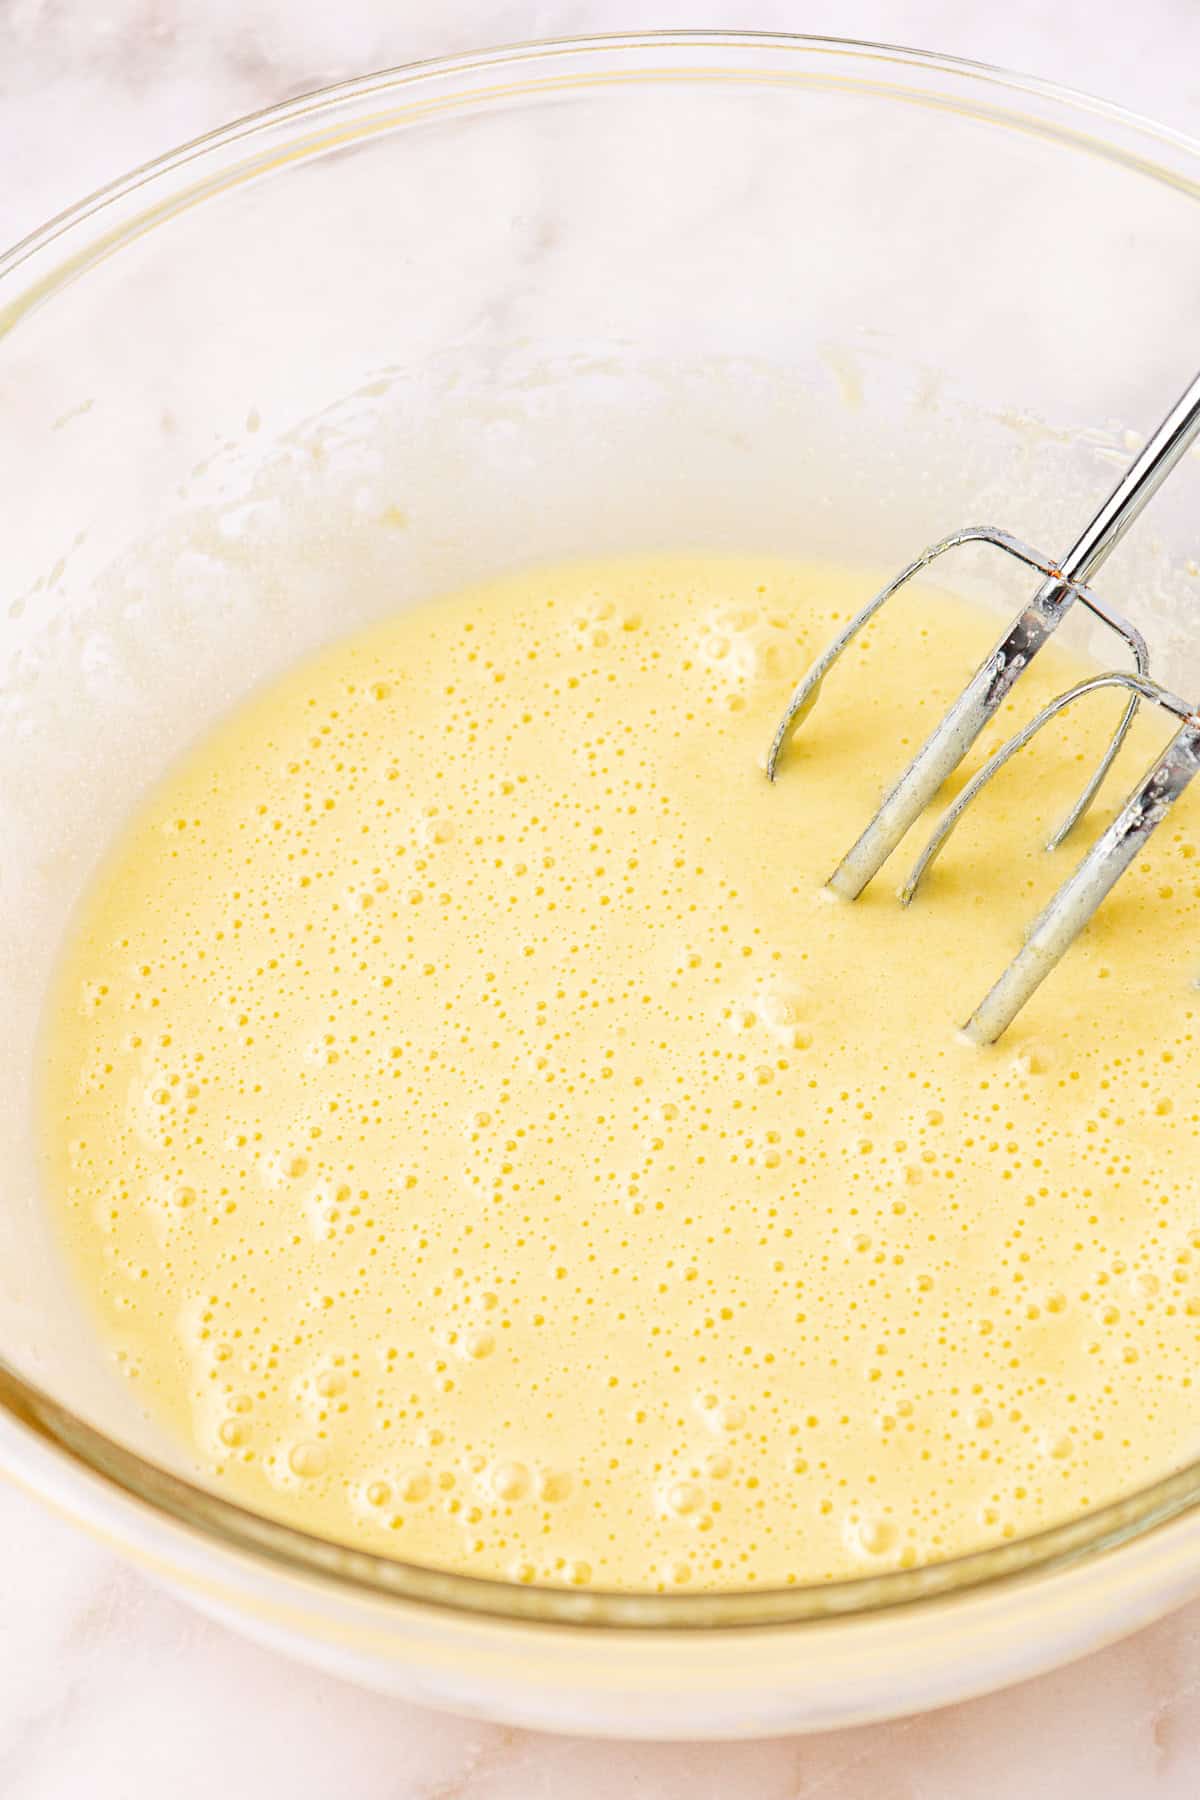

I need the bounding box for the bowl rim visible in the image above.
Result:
[6,26,1200,1632]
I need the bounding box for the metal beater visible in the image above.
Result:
[767,371,1200,1043]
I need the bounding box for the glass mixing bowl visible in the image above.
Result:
[4,31,1200,1737]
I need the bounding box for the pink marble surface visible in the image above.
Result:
[5,2,1200,1792]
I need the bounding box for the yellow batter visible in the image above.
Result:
[42,556,1200,1591]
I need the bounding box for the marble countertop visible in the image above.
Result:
[5,2,1200,1793]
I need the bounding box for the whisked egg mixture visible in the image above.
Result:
[43,555,1200,1590]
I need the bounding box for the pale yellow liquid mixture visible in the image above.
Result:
[43,556,1200,1591]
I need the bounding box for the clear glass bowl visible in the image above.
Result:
[4,31,1200,1736]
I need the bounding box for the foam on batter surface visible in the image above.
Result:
[42,556,1200,1590]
